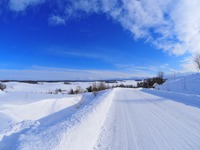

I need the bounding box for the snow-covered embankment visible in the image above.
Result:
[15,89,115,150]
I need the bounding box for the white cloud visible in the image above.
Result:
[50,0,200,56]
[6,0,200,69]
[180,56,197,72]
[48,15,66,25]
[115,63,171,74]
[9,0,43,11]
[0,66,150,80]
[160,63,169,68]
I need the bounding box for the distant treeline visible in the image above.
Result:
[0,79,142,84]
[137,72,166,88]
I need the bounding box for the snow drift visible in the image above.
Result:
[156,73,200,95]
[0,86,115,150]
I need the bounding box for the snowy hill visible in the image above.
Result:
[156,73,200,95]
[0,80,137,149]
[0,79,200,149]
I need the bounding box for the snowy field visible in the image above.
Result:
[0,75,200,150]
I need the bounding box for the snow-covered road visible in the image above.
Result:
[95,88,200,150]
[1,88,200,149]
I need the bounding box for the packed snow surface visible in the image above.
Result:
[0,79,200,149]
[95,88,200,150]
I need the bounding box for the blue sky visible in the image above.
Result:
[0,0,199,80]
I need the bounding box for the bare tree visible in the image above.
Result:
[193,53,200,71]
[157,71,164,79]
[157,71,165,85]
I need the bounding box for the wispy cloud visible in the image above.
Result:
[4,0,200,74]
[4,0,200,56]
[0,66,150,80]
[0,1,5,14]
[48,15,66,25]
[115,62,184,76]
[116,63,163,72]
[9,0,44,11]
[56,51,109,60]
[160,63,169,68]
[180,56,197,72]
[7,0,200,57]
[46,46,130,65]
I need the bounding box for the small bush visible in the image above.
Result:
[68,89,74,94]
[98,82,108,91]
[85,82,109,96]
[112,84,135,88]
[0,83,6,91]
[55,88,62,94]
[74,86,83,94]
[64,82,71,85]
[92,82,98,92]
[86,86,93,92]
[21,81,38,84]
[91,82,108,91]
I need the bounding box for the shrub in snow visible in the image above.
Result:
[55,88,62,94]
[21,81,38,84]
[86,86,93,92]
[112,84,135,88]
[90,82,108,92]
[137,72,165,88]
[68,89,75,94]
[0,83,6,91]
[98,82,108,91]
[74,86,83,94]
[64,82,71,85]
[91,82,109,96]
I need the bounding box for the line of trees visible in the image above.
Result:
[137,72,165,88]
[68,82,110,95]
[68,82,136,96]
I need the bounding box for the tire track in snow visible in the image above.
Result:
[95,88,200,150]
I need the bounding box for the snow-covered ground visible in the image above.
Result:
[156,73,200,95]
[0,77,200,149]
[4,80,137,94]
[95,88,200,150]
[0,80,137,105]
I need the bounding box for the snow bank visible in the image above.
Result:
[56,89,115,150]
[0,89,115,150]
[0,91,75,105]
[155,73,200,95]
[0,95,81,144]
[0,96,81,122]
[142,89,200,108]
[0,81,136,149]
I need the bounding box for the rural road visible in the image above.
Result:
[95,88,200,150]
